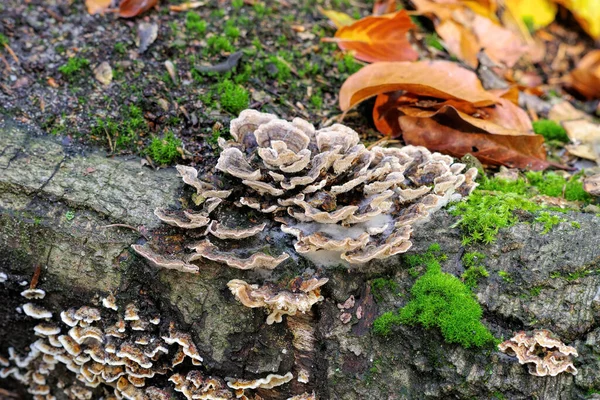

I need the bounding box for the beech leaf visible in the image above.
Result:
[85,0,112,15]
[339,60,498,111]
[326,10,418,63]
[569,49,600,100]
[318,7,356,29]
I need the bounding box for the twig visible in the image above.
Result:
[3,43,19,64]
[367,137,401,150]
[104,126,114,155]
[30,264,42,289]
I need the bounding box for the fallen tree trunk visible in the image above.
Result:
[2,117,600,399]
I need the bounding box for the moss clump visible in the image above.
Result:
[92,104,147,150]
[525,171,591,202]
[0,33,8,47]
[148,132,182,165]
[337,53,362,75]
[207,35,235,54]
[217,79,249,115]
[450,191,541,245]
[533,120,569,143]
[186,12,207,35]
[478,171,591,202]
[58,57,90,78]
[266,55,292,82]
[374,245,495,348]
[461,252,488,289]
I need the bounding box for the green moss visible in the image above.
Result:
[217,79,249,115]
[337,53,362,75]
[232,0,244,9]
[0,33,8,46]
[310,94,323,109]
[399,250,494,348]
[571,221,581,229]
[253,3,270,17]
[450,191,541,245]
[186,12,207,35]
[92,104,147,151]
[535,211,566,234]
[374,245,494,348]
[372,311,402,336]
[266,55,292,82]
[371,278,398,302]
[479,171,591,202]
[58,57,90,79]
[207,36,234,54]
[225,23,240,40]
[533,119,569,143]
[148,132,182,165]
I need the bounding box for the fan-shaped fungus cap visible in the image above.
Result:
[498,330,578,376]
[21,288,46,299]
[23,303,52,319]
[227,277,328,324]
[226,372,293,390]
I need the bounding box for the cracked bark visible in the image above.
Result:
[2,118,600,399]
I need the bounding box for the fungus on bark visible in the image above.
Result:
[133,109,478,271]
[498,330,578,376]
[227,277,328,325]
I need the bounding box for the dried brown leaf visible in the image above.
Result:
[569,49,600,100]
[339,60,498,111]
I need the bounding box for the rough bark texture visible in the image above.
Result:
[2,118,600,399]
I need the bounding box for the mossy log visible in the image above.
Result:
[2,118,600,399]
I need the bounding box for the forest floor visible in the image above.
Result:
[0,0,379,167]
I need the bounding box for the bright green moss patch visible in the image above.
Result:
[533,119,569,143]
[450,192,542,245]
[92,104,146,151]
[217,79,249,115]
[478,171,591,202]
[59,57,90,78]
[186,11,207,35]
[148,132,182,165]
[373,246,495,348]
[0,33,9,47]
[207,36,235,55]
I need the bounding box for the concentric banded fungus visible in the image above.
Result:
[498,330,578,376]
[226,372,294,390]
[133,109,478,272]
[2,293,211,400]
[227,277,328,324]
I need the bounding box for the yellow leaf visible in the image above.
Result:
[318,6,356,29]
[505,0,557,29]
[555,0,600,39]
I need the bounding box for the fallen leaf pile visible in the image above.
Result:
[340,60,555,170]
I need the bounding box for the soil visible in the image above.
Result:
[0,0,380,167]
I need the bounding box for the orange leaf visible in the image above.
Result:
[398,116,551,170]
[372,0,397,15]
[484,98,533,132]
[327,10,418,63]
[86,0,112,15]
[339,60,498,111]
[569,49,600,100]
[119,0,158,18]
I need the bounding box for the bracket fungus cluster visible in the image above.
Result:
[1,283,307,400]
[227,277,328,325]
[498,330,578,377]
[133,109,478,271]
[2,288,208,400]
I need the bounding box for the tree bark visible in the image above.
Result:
[2,118,600,399]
